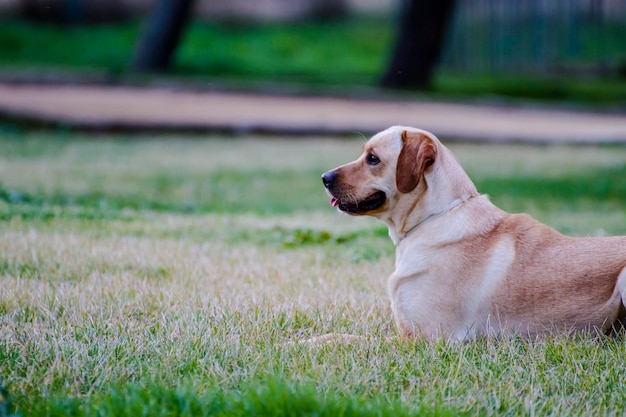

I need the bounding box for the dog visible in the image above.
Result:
[322,126,626,341]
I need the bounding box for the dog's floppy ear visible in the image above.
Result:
[396,130,437,193]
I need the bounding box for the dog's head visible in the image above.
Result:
[322,126,477,232]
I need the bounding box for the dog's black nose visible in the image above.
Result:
[321,171,336,189]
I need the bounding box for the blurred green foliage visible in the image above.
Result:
[0,17,625,102]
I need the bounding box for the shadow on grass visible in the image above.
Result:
[15,378,463,417]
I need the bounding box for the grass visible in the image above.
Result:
[0,17,625,103]
[1,129,626,416]
[0,17,390,84]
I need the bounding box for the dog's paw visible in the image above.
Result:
[288,333,364,346]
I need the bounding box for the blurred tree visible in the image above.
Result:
[131,0,196,72]
[381,0,456,89]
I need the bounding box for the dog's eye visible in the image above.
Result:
[366,153,380,166]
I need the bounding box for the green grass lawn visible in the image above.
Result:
[0,17,625,103]
[1,129,626,416]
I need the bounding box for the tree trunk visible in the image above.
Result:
[131,0,196,72]
[381,0,456,89]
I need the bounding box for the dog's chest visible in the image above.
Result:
[388,235,516,339]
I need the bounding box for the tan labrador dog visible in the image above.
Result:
[322,126,626,341]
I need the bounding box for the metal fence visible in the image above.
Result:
[441,0,626,77]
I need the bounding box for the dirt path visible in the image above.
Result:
[0,83,625,144]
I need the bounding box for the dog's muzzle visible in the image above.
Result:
[321,170,386,215]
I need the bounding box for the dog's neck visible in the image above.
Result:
[387,195,473,245]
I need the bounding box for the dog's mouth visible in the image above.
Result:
[330,191,386,215]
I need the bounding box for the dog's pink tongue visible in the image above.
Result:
[330,197,340,207]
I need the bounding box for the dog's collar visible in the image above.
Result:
[398,196,470,242]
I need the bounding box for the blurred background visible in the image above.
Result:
[0,0,624,103]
